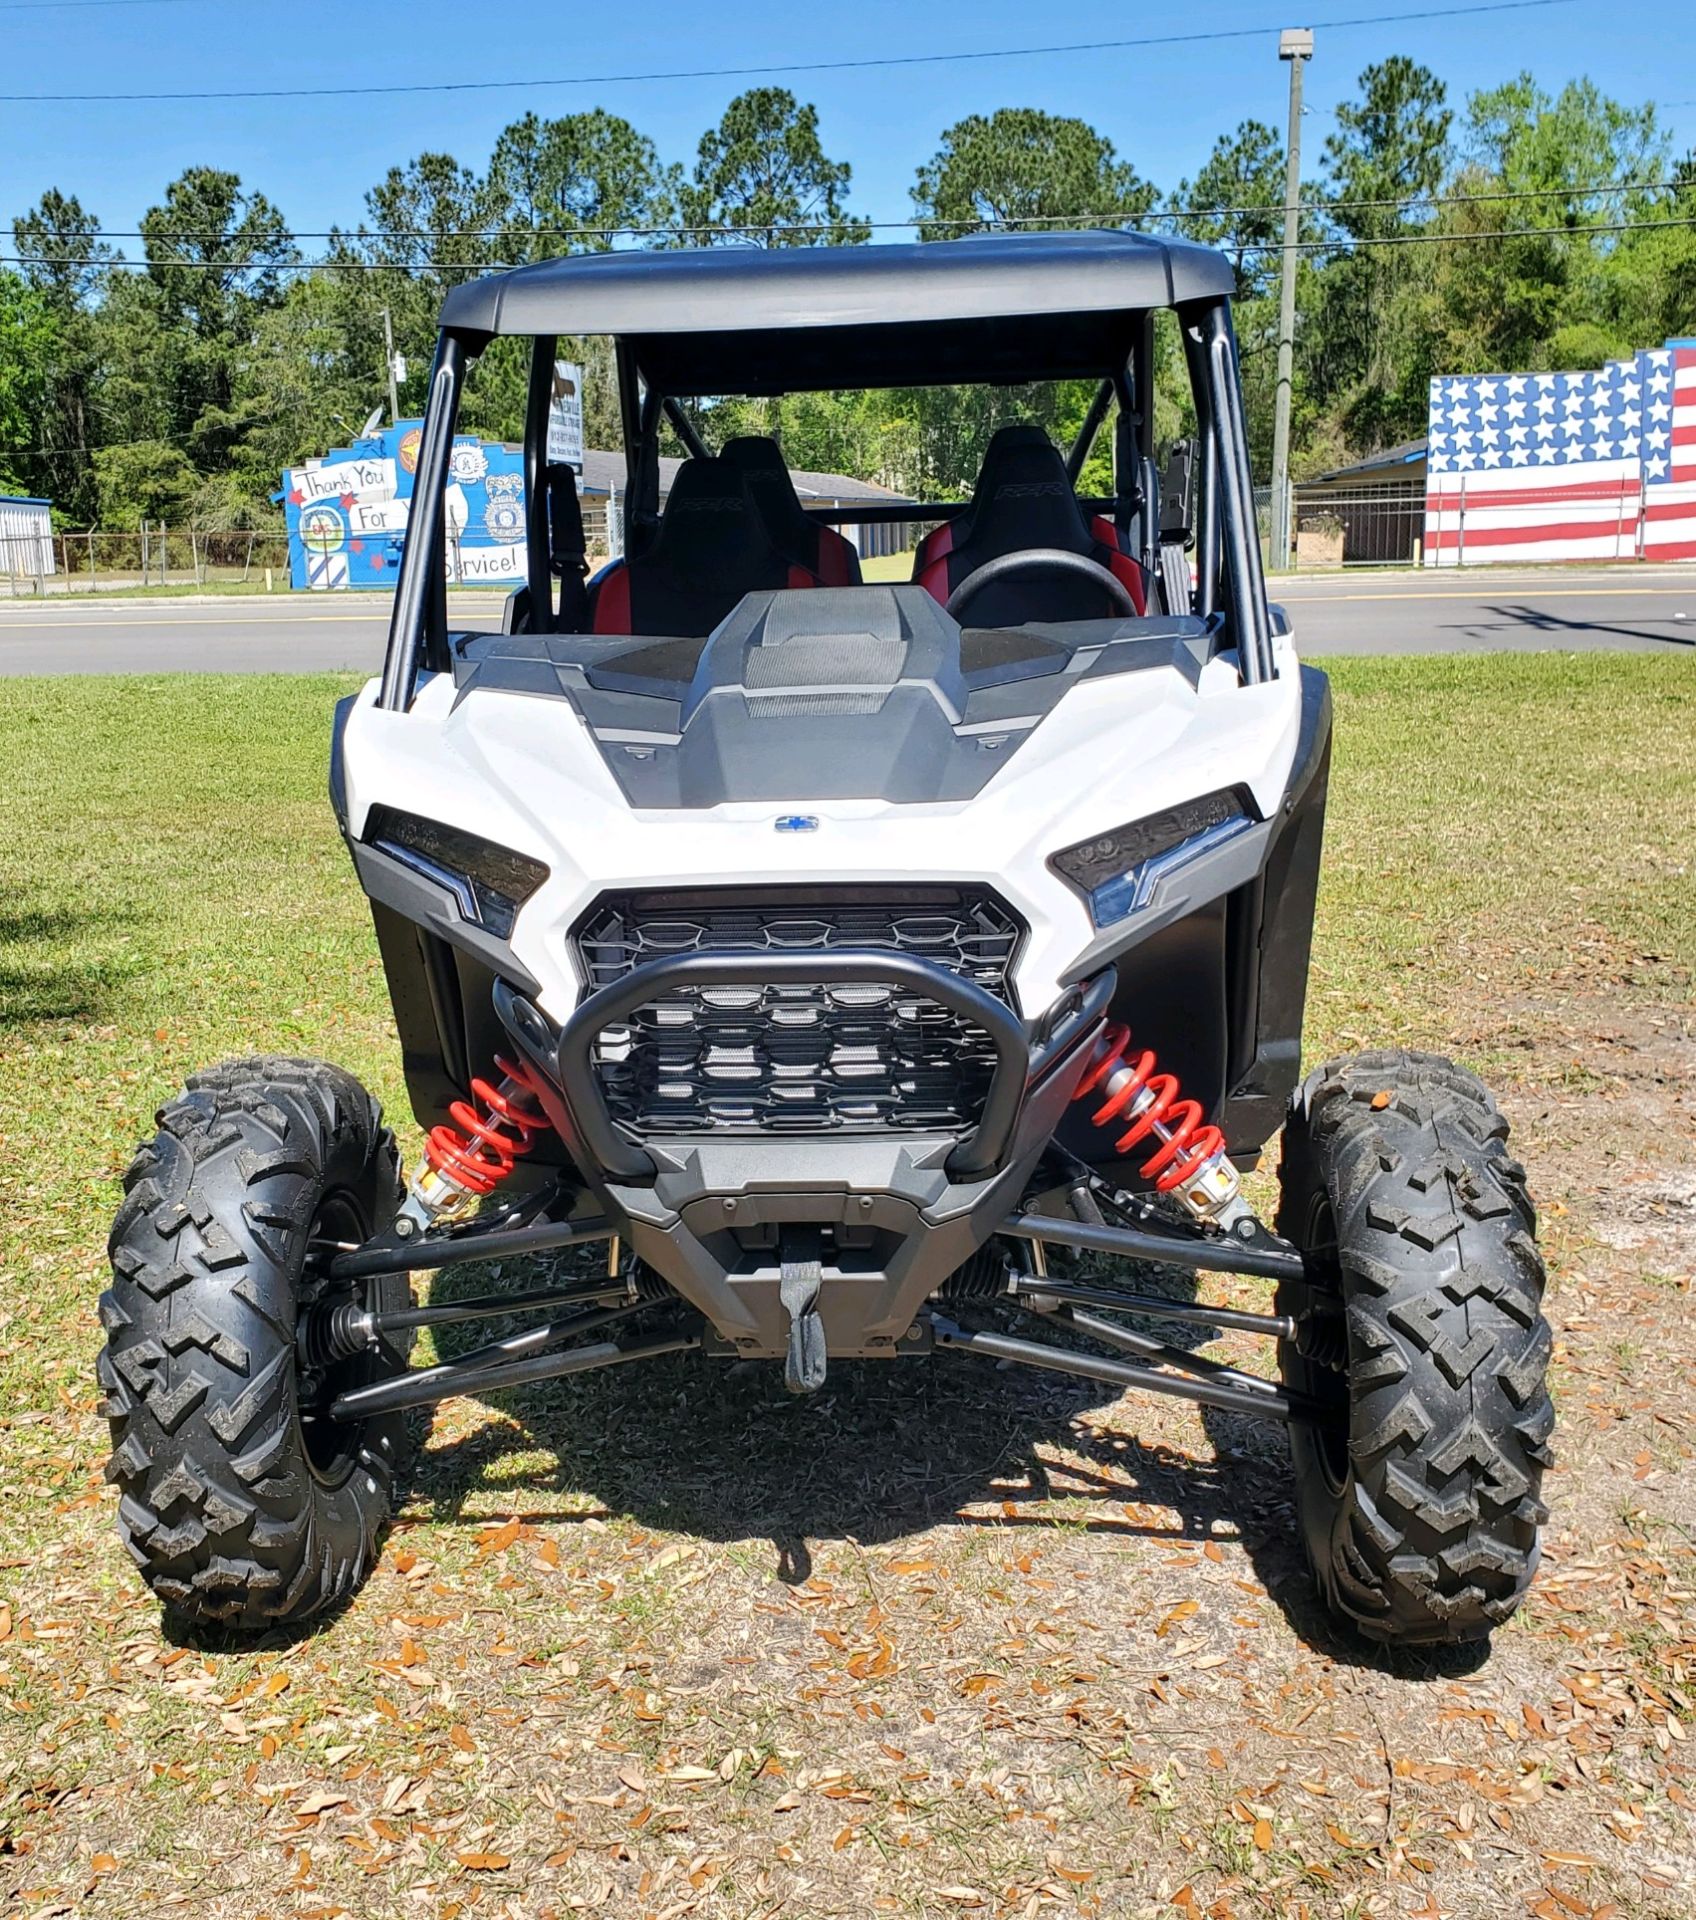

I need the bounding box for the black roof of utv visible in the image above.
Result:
[439,231,1237,394]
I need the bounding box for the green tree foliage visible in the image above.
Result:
[906,110,1157,495]
[14,189,114,310]
[1607,149,1696,349]
[1168,121,1288,471]
[680,89,866,245]
[0,271,58,495]
[488,111,681,258]
[913,107,1154,237]
[1299,58,1453,461]
[9,194,109,516]
[1419,76,1670,376]
[118,169,301,486]
[91,438,197,526]
[1169,120,1286,298]
[4,73,1695,530]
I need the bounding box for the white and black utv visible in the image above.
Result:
[100,233,1552,1645]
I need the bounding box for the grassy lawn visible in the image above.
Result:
[2,655,1695,1916]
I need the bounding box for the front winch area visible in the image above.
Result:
[572,887,1022,1137]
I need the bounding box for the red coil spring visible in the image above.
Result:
[1071,1022,1226,1193]
[423,1054,550,1196]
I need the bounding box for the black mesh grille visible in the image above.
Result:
[573,888,1021,1136]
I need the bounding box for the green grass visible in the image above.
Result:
[858,549,917,582]
[1,653,1692,1419]
[2,653,1694,1918]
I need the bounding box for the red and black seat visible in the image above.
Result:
[913,424,1146,625]
[720,436,863,587]
[589,457,824,637]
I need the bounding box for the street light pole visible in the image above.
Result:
[381,306,401,427]
[1270,27,1314,573]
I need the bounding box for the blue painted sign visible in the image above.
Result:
[280,420,527,591]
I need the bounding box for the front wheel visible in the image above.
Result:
[1277,1049,1554,1646]
[99,1057,413,1630]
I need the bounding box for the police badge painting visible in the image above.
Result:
[450,441,490,487]
[483,472,525,544]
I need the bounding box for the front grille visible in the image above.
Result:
[573,888,1021,1136]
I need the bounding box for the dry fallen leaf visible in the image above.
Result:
[1156,1600,1199,1637]
[477,1518,522,1557]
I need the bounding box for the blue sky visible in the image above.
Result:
[2,0,1692,248]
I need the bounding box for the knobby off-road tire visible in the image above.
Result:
[99,1058,413,1630]
[1277,1049,1554,1645]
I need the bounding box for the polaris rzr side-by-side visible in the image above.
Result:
[100,232,1552,1646]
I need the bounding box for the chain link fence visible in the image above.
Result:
[2,509,633,598]
[1,527,297,596]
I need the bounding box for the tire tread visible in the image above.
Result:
[102,1057,405,1629]
[1279,1048,1553,1644]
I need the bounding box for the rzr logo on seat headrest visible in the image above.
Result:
[993,480,1069,500]
[671,496,745,514]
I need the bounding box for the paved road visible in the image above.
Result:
[0,569,1692,675]
[1274,568,1696,653]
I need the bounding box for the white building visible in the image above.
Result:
[0,495,55,580]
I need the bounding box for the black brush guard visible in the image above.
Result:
[320,948,1329,1425]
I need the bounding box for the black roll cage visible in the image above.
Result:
[378,293,1274,711]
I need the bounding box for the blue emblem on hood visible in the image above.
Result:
[774,814,819,832]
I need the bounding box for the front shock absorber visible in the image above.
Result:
[1071,1023,1250,1230]
[399,1055,551,1235]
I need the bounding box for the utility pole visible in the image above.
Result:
[381,307,401,426]
[1270,27,1313,572]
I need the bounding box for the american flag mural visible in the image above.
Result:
[1641,343,1696,562]
[1423,339,1696,566]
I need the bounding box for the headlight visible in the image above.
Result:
[1051,789,1257,928]
[364,806,549,939]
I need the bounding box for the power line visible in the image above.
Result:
[0,0,1574,103]
[8,210,1695,276]
[58,174,1693,248]
[1282,212,1696,249]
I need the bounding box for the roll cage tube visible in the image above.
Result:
[523,334,556,634]
[381,331,468,711]
[1183,297,1274,683]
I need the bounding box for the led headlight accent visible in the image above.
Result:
[1051,789,1257,929]
[364,806,549,939]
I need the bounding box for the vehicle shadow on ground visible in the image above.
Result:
[1481,601,1696,647]
[0,901,136,1023]
[405,1255,1483,1678]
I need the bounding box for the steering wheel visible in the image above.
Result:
[943,547,1140,623]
